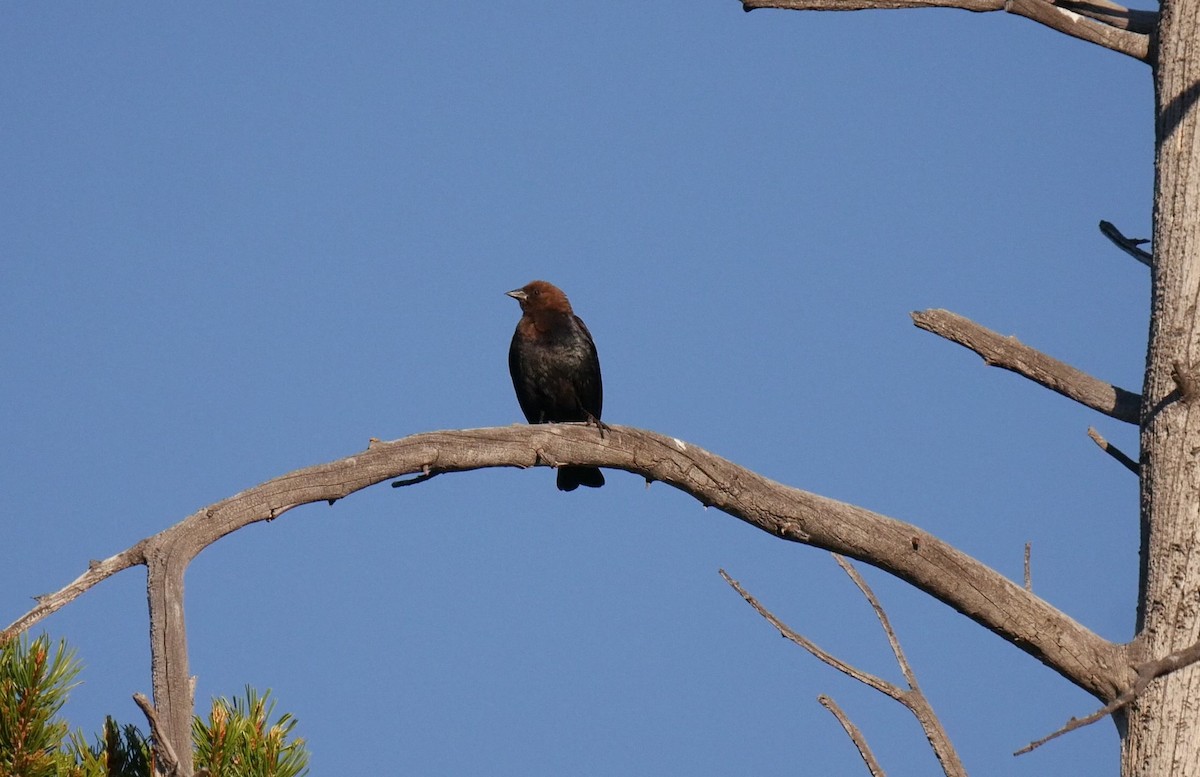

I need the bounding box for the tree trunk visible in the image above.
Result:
[1125,4,1200,772]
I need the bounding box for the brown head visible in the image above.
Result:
[505,280,574,315]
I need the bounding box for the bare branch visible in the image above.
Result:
[912,309,1142,424]
[3,543,148,638]
[832,556,967,777]
[1004,0,1152,61]
[1099,220,1153,266]
[834,556,920,688]
[1016,694,1128,754]
[2,424,1131,740]
[741,0,1153,61]
[723,564,966,776]
[1088,426,1140,474]
[1017,635,1200,754]
[1024,542,1033,591]
[134,692,180,777]
[720,569,903,697]
[818,695,888,777]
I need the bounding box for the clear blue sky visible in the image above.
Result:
[2,3,1150,775]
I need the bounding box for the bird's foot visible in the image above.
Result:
[585,413,610,439]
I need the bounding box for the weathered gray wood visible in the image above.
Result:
[1124,0,1200,769]
[3,423,1132,743]
[912,308,1142,423]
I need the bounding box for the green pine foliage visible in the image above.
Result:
[0,636,309,777]
[194,688,308,777]
[59,717,150,777]
[0,635,80,777]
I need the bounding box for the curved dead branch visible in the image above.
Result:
[3,424,1130,719]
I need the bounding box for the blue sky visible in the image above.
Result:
[1,3,1150,775]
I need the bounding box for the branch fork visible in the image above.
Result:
[722,558,966,776]
[1,422,1137,775]
[1018,634,1200,754]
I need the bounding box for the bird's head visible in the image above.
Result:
[506,280,574,315]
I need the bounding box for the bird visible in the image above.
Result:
[506,280,605,491]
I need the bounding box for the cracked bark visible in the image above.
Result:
[1122,0,1200,769]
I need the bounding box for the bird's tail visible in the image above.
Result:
[557,466,605,491]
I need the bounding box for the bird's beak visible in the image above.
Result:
[505,289,527,301]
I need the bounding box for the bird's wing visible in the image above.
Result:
[572,314,603,419]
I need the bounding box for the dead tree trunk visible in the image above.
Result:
[3,3,1191,773]
[1125,2,1200,772]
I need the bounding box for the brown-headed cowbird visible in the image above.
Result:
[506,280,605,491]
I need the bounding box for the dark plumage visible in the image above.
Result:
[506,280,605,491]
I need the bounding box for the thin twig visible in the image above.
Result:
[133,692,181,777]
[1017,636,1200,755]
[834,556,920,689]
[722,564,967,777]
[832,556,967,777]
[912,309,1141,424]
[1024,542,1032,592]
[1015,695,1129,754]
[1099,220,1153,267]
[719,569,901,697]
[1,543,148,639]
[1087,427,1140,474]
[819,694,888,777]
